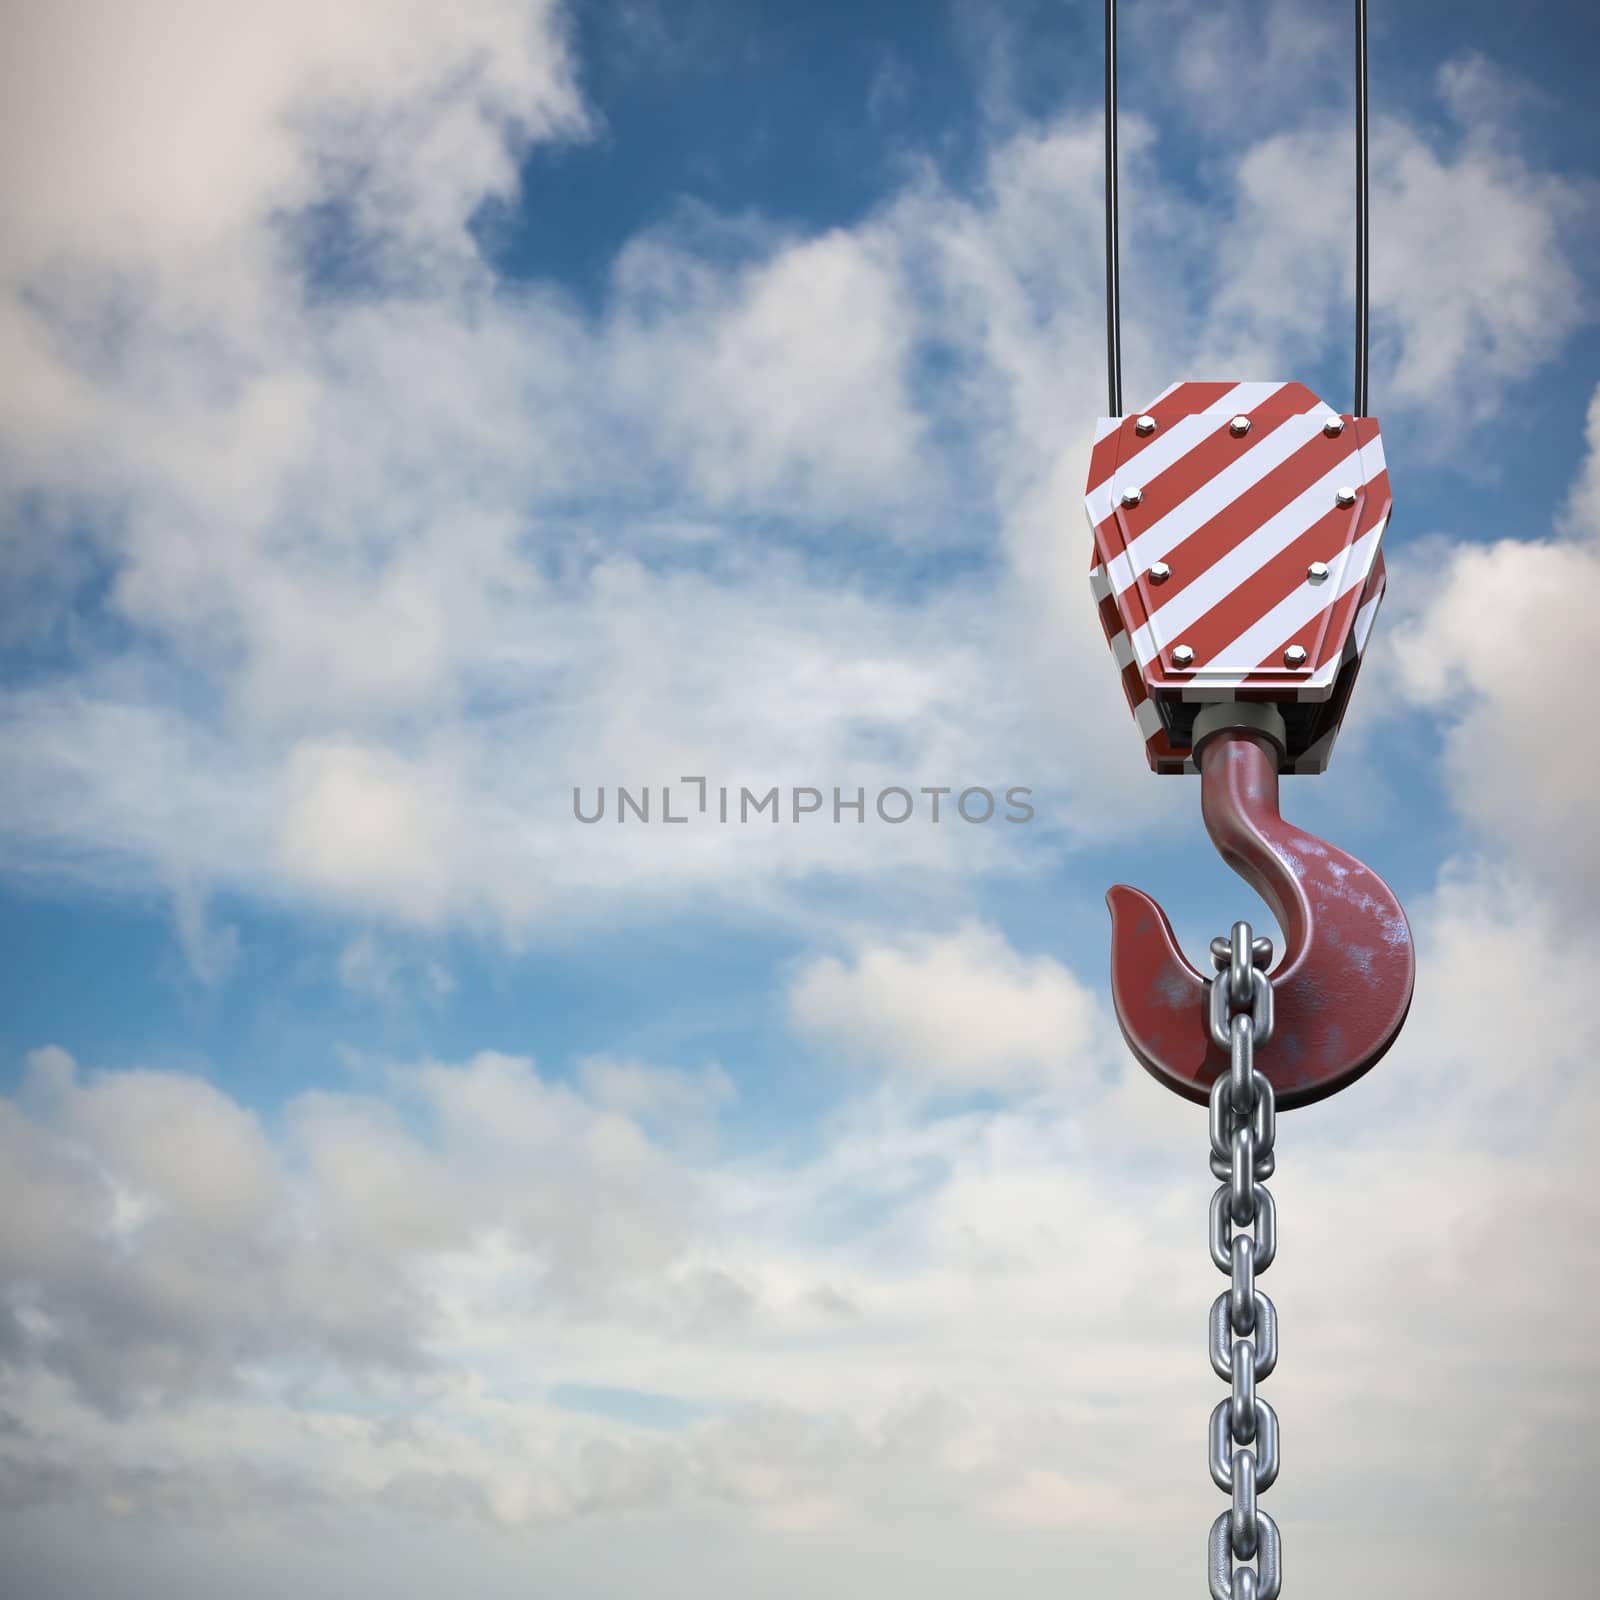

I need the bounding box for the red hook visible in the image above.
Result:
[1106,723,1414,1110]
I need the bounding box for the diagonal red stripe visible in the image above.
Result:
[1223,481,1391,689]
[1161,469,1388,672]
[1118,422,1363,630]
[1092,394,1339,585]
[1084,381,1239,491]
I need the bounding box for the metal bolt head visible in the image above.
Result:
[1284,644,1309,668]
[1148,561,1172,585]
[1323,415,1346,437]
[1307,560,1330,585]
[1121,486,1143,508]
[1228,415,1251,437]
[1335,485,1357,508]
[1134,414,1157,436]
[1171,644,1195,668]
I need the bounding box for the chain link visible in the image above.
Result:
[1205,921,1282,1600]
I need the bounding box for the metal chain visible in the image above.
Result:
[1204,921,1282,1600]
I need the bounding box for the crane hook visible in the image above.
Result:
[1106,710,1414,1109]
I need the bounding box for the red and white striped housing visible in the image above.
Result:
[1084,381,1391,775]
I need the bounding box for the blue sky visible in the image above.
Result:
[1,2,1598,1596]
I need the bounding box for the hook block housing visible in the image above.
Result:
[1084,381,1391,775]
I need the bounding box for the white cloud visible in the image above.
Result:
[608,222,929,514]
[275,738,475,923]
[787,921,1109,1090]
[1377,381,1600,907]
[170,882,242,988]
[2,17,1588,937]
[1,869,1597,1594]
[0,0,585,276]
[0,1046,711,1417]
[1163,0,1341,128]
[337,932,457,1008]
[1563,376,1600,536]
[578,1056,735,1136]
[1388,536,1598,897]
[1,10,1597,1595]
[1206,57,1588,426]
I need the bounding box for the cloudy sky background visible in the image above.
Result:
[1,1,1597,1594]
